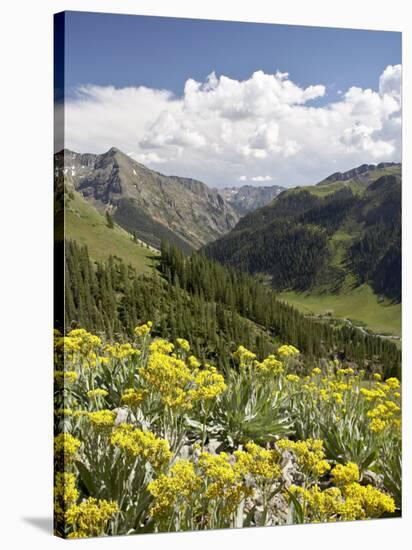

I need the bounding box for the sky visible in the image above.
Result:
[57,11,402,188]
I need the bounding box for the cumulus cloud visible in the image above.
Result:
[63,65,401,187]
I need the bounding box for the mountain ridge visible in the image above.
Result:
[204,165,401,306]
[55,147,239,251]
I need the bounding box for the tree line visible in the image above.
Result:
[61,239,400,377]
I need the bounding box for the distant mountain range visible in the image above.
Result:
[204,163,401,301]
[218,184,285,216]
[56,148,287,253]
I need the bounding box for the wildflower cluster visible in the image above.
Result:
[148,460,201,518]
[110,424,172,469]
[141,345,226,410]
[66,497,119,538]
[53,327,401,537]
[278,438,330,478]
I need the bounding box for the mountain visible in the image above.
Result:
[55,148,239,252]
[204,163,401,314]
[218,184,285,216]
[319,162,400,184]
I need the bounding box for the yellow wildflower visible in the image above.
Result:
[134,321,153,338]
[277,344,300,358]
[331,462,360,486]
[176,338,190,353]
[148,460,201,518]
[104,342,140,360]
[332,392,344,404]
[149,339,175,355]
[66,497,119,538]
[188,355,201,369]
[87,409,116,429]
[198,452,251,515]
[142,351,192,409]
[54,370,78,384]
[369,418,387,432]
[54,472,79,523]
[256,355,284,376]
[234,442,281,481]
[110,424,171,469]
[340,483,395,519]
[286,374,300,383]
[188,366,227,402]
[54,433,81,461]
[385,377,400,389]
[233,345,256,366]
[121,388,147,407]
[278,438,330,477]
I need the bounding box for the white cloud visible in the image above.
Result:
[239,175,274,182]
[63,65,401,187]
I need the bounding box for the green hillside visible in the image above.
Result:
[279,285,401,338]
[204,165,401,339]
[65,191,157,274]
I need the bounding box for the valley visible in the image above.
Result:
[57,149,401,349]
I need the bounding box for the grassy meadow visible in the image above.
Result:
[65,192,157,274]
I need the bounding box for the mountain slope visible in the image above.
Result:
[56,148,239,251]
[204,164,401,322]
[64,189,157,274]
[218,184,285,216]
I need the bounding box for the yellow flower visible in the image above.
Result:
[385,377,400,389]
[234,442,281,481]
[369,418,387,432]
[54,370,78,384]
[198,452,251,515]
[54,433,81,461]
[289,484,342,521]
[233,345,256,366]
[176,338,190,353]
[121,388,147,407]
[134,321,153,338]
[188,355,201,369]
[277,344,300,358]
[188,366,227,402]
[332,392,344,404]
[312,367,322,376]
[87,410,116,429]
[65,329,102,355]
[110,424,171,469]
[148,460,201,518]
[337,368,355,376]
[360,388,385,401]
[331,462,360,486]
[149,339,175,355]
[286,374,300,383]
[104,342,140,360]
[54,472,79,523]
[142,350,192,409]
[341,483,395,519]
[66,497,119,538]
[256,355,284,376]
[373,373,382,381]
[278,438,330,477]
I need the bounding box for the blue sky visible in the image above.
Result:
[63,12,400,103]
[59,12,402,188]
